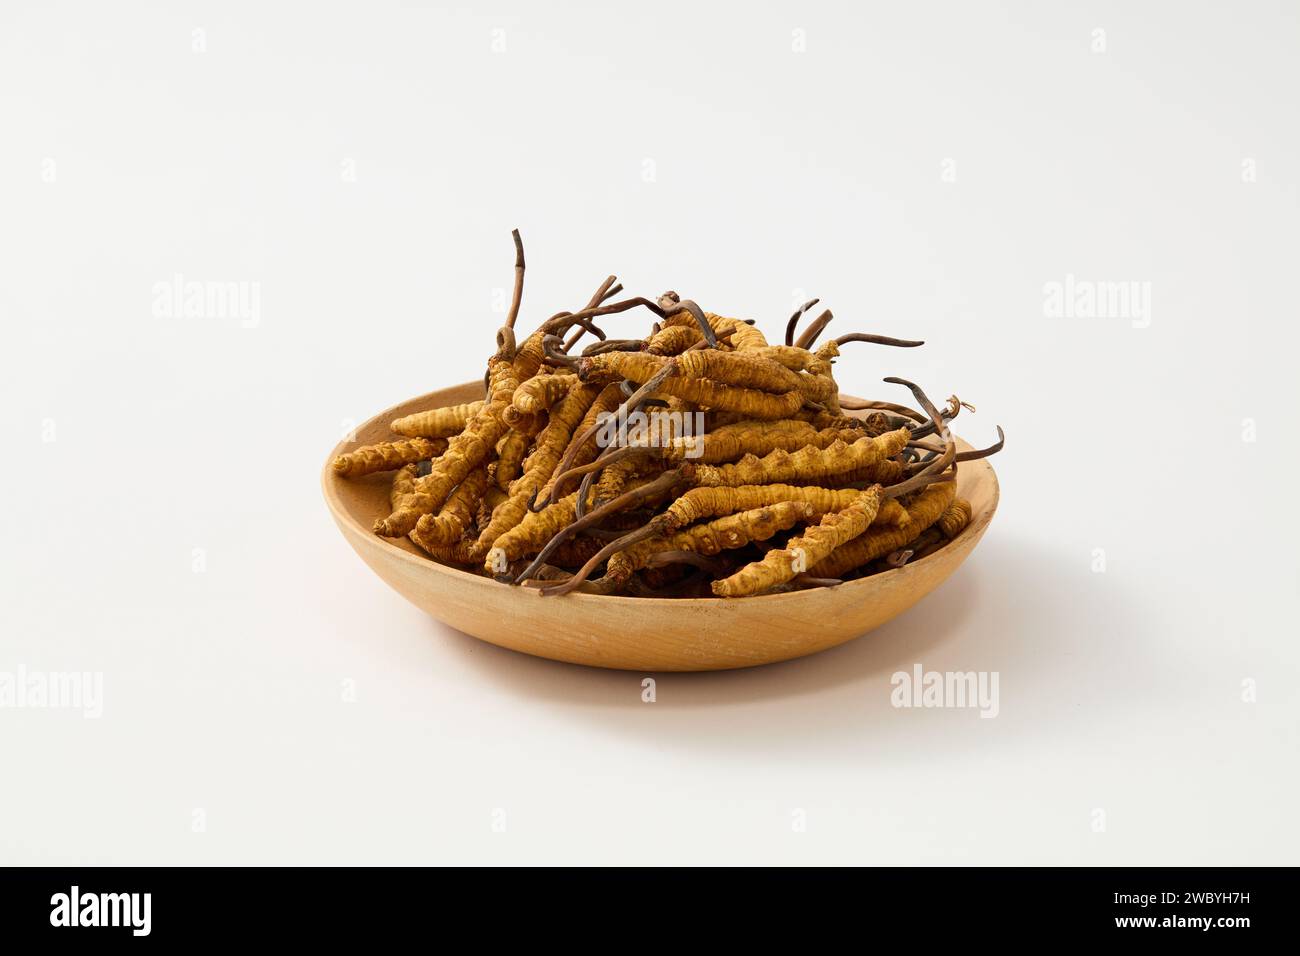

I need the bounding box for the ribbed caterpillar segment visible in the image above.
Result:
[645,325,704,355]
[492,432,526,489]
[809,481,957,579]
[711,487,884,597]
[675,350,804,394]
[937,498,972,539]
[660,484,909,532]
[409,528,476,565]
[668,420,853,465]
[656,378,803,419]
[663,312,769,351]
[513,373,579,415]
[390,464,419,507]
[332,437,447,478]
[691,428,910,487]
[390,401,484,439]
[749,345,832,376]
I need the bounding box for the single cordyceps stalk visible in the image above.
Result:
[669,420,857,465]
[504,229,525,330]
[690,428,910,487]
[711,486,885,597]
[542,419,861,493]
[663,483,910,531]
[630,500,814,566]
[374,401,509,536]
[390,400,485,439]
[652,377,804,419]
[784,298,820,347]
[332,437,447,477]
[809,479,957,579]
[414,466,489,548]
[579,351,811,415]
[675,350,805,394]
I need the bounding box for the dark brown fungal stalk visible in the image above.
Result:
[833,332,925,349]
[792,309,834,350]
[561,277,622,351]
[505,228,525,331]
[643,550,732,577]
[543,334,582,370]
[839,398,926,419]
[884,549,915,568]
[792,574,843,588]
[582,338,646,356]
[954,425,1005,462]
[880,377,957,499]
[572,468,597,522]
[784,298,820,347]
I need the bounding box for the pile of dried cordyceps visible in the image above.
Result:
[333,231,1004,598]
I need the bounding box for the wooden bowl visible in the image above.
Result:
[322,381,999,671]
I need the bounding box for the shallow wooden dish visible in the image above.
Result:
[322,381,999,671]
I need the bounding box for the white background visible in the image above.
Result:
[2,1,1297,864]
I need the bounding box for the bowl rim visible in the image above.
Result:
[322,384,1000,607]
